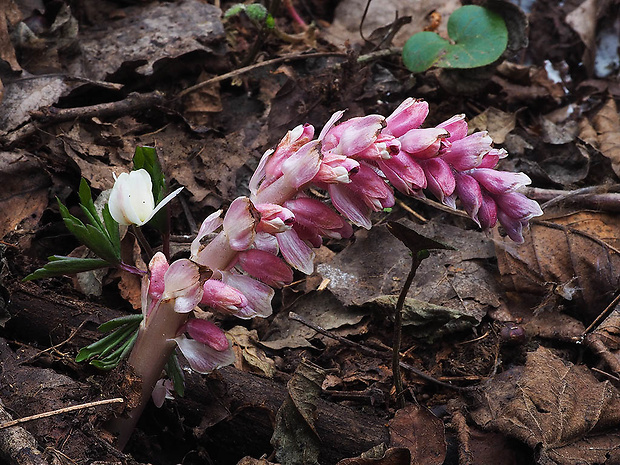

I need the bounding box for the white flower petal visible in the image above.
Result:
[173,335,235,374]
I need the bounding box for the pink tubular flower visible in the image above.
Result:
[384,98,429,138]
[183,318,230,352]
[284,197,353,244]
[254,203,295,234]
[223,197,260,251]
[172,333,234,374]
[320,114,385,158]
[454,172,483,223]
[436,114,468,142]
[439,132,494,171]
[399,127,448,159]
[419,158,456,204]
[377,151,427,195]
[201,279,249,314]
[469,169,532,195]
[276,228,315,275]
[221,271,274,319]
[235,249,293,288]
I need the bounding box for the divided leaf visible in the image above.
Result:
[402,5,508,73]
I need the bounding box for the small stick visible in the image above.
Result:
[20,320,88,365]
[0,398,124,430]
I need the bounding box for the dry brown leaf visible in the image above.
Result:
[0,0,22,72]
[0,151,49,239]
[592,98,620,178]
[565,0,597,75]
[469,346,620,465]
[468,107,516,144]
[495,211,620,321]
[388,404,446,465]
[337,446,410,465]
[228,326,276,377]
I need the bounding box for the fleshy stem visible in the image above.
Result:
[392,251,425,409]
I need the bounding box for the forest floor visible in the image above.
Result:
[1,0,620,464]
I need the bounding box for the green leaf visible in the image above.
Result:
[224,3,245,19]
[57,200,120,264]
[166,353,185,397]
[78,179,104,231]
[402,5,508,73]
[98,314,143,333]
[133,146,165,204]
[244,3,268,23]
[23,256,110,281]
[102,204,121,256]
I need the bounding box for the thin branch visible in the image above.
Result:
[0,398,124,431]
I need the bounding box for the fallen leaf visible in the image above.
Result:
[229,325,276,377]
[494,211,620,321]
[337,446,410,465]
[592,98,620,177]
[0,0,22,72]
[0,151,50,239]
[236,457,278,465]
[468,107,516,144]
[388,404,446,465]
[263,290,366,350]
[0,76,67,133]
[565,0,597,75]
[271,361,325,465]
[469,346,620,465]
[319,220,503,330]
[78,0,225,81]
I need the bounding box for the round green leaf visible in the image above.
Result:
[402,31,450,74]
[402,5,508,73]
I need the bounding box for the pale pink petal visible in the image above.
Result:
[237,249,293,288]
[190,210,223,260]
[318,110,345,142]
[399,128,448,158]
[276,228,316,274]
[328,183,372,229]
[280,140,322,189]
[162,259,204,313]
[201,279,248,313]
[470,169,531,195]
[440,132,493,170]
[249,149,273,195]
[152,379,175,408]
[223,197,258,251]
[497,211,526,243]
[173,335,235,374]
[436,114,468,141]
[253,232,280,255]
[148,252,169,300]
[477,148,507,169]
[495,192,543,221]
[324,115,385,156]
[454,172,483,224]
[385,98,429,138]
[184,318,229,352]
[420,158,456,203]
[221,272,274,318]
[255,203,295,234]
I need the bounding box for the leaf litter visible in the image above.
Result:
[1,0,620,463]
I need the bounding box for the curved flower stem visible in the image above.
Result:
[118,262,146,276]
[130,225,154,260]
[108,300,187,449]
[393,253,423,409]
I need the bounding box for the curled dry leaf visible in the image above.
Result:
[337,446,411,465]
[494,211,620,321]
[468,107,516,145]
[388,404,446,465]
[228,325,276,377]
[469,346,620,465]
[271,361,325,465]
[592,98,620,177]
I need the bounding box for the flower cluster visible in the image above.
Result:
[108,98,542,390]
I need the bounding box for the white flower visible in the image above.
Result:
[108,169,183,226]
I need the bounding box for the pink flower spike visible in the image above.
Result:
[440,132,494,171]
[454,172,483,224]
[470,169,531,195]
[223,197,259,251]
[420,158,456,203]
[190,210,223,261]
[495,192,543,221]
[172,334,235,374]
[436,114,468,142]
[399,128,448,159]
[184,318,230,352]
[478,192,498,230]
[378,151,427,195]
[237,249,293,288]
[162,259,204,313]
[385,98,429,138]
[201,279,248,314]
[276,228,316,274]
[255,203,295,234]
[221,272,274,318]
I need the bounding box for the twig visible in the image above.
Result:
[0,398,124,431]
[20,320,88,365]
[582,292,620,337]
[522,186,620,212]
